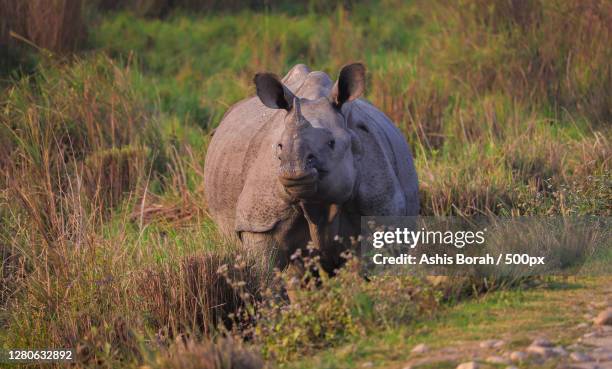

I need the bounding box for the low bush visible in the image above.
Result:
[253,255,441,361]
[138,253,262,339]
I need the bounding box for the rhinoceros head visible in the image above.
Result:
[254,63,366,205]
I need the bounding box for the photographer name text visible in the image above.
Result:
[372,253,545,266]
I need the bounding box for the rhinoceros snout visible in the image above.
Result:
[278,166,319,198]
[278,166,318,185]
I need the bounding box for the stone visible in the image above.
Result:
[591,347,612,361]
[552,346,569,356]
[594,301,610,309]
[529,356,546,365]
[570,364,604,369]
[532,338,554,347]
[527,344,555,358]
[505,367,519,369]
[456,361,479,369]
[582,334,612,348]
[593,347,612,354]
[593,308,612,326]
[479,339,504,349]
[411,343,429,354]
[576,323,590,329]
[571,352,594,362]
[485,356,510,365]
[510,351,528,362]
[361,362,374,368]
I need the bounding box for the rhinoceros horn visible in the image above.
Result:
[286,98,312,130]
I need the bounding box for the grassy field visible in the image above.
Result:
[0,0,610,368]
[286,276,612,369]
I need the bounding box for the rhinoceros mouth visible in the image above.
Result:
[279,168,319,198]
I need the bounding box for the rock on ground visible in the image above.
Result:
[526,344,556,358]
[532,338,554,347]
[456,361,479,369]
[510,351,528,362]
[571,352,593,362]
[594,308,612,326]
[553,346,569,356]
[591,347,612,361]
[485,355,510,365]
[479,339,504,349]
[411,343,429,354]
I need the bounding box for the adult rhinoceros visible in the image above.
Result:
[204,63,418,273]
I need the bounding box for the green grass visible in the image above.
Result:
[285,277,611,369]
[88,1,610,216]
[90,5,422,129]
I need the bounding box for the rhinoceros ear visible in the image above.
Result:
[330,63,366,109]
[254,73,295,110]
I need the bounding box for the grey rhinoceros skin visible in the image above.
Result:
[204,63,419,273]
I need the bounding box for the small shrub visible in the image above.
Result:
[137,253,262,339]
[254,255,440,362]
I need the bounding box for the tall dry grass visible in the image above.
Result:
[365,0,611,215]
[138,253,262,339]
[0,0,86,53]
[97,0,355,17]
[0,55,162,242]
[0,55,268,367]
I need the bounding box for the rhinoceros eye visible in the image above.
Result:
[328,139,335,150]
[277,143,283,150]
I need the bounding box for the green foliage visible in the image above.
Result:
[91,0,610,216]
[254,257,441,362]
[91,2,422,128]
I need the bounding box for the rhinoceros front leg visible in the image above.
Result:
[239,231,287,277]
[238,230,305,304]
[299,202,360,275]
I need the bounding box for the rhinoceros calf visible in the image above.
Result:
[204,63,418,273]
